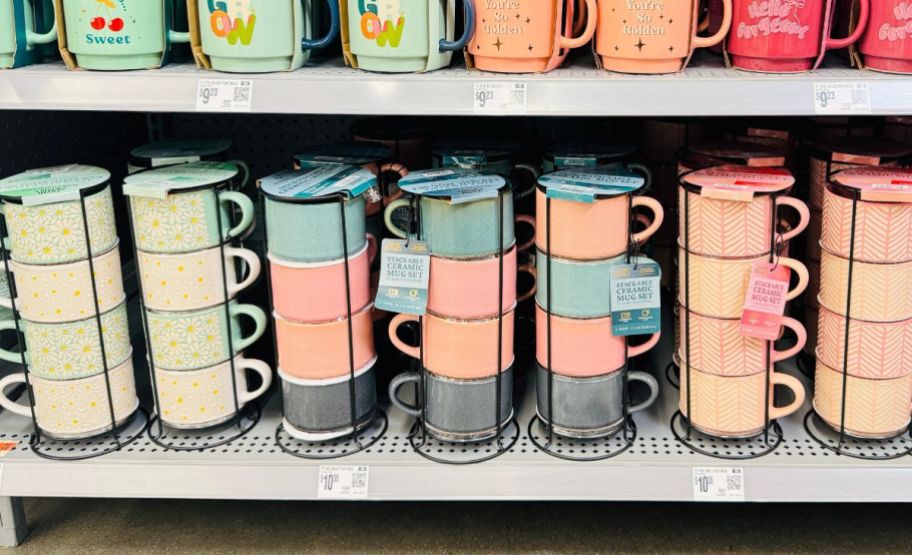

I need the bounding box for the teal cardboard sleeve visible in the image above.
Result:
[123,161,240,199]
[610,261,662,337]
[259,164,377,201]
[540,167,647,204]
[0,164,109,205]
[398,169,506,205]
[375,239,431,315]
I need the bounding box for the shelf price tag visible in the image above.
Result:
[812,82,871,115]
[693,467,744,501]
[196,79,254,112]
[318,465,369,499]
[473,82,527,114]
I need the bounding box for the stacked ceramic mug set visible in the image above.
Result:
[803,139,912,363]
[124,161,271,432]
[812,167,912,439]
[534,166,664,438]
[0,165,139,440]
[385,170,528,443]
[260,164,380,441]
[677,165,811,439]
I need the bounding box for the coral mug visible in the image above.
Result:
[468,0,598,73]
[596,0,733,73]
[859,0,912,73]
[727,0,870,72]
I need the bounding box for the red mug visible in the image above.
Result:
[859,0,912,73]
[727,0,870,72]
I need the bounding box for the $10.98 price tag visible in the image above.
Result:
[693,467,745,501]
[318,465,369,499]
[196,79,254,112]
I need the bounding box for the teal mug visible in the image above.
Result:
[347,0,474,73]
[432,146,539,199]
[145,301,267,371]
[198,0,339,73]
[264,194,368,262]
[0,0,57,68]
[61,0,189,70]
[541,143,638,172]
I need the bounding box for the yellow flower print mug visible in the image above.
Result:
[0,165,117,265]
[124,161,255,254]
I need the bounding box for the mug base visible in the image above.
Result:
[729,54,814,73]
[812,403,912,440]
[422,411,515,443]
[599,56,685,74]
[0,52,13,69]
[282,416,373,442]
[535,412,625,439]
[38,399,139,441]
[208,55,300,73]
[74,53,164,71]
[161,410,237,431]
[861,55,912,74]
[682,417,767,440]
[353,54,435,73]
[471,56,550,74]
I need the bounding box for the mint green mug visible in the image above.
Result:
[0,0,57,68]
[61,0,189,70]
[198,0,339,73]
[347,0,474,73]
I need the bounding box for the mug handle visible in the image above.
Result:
[771,317,808,363]
[631,197,665,246]
[27,6,57,45]
[559,0,597,48]
[225,247,262,298]
[366,234,379,266]
[218,191,256,241]
[225,160,252,191]
[627,163,653,189]
[388,313,420,359]
[0,320,23,365]
[230,304,268,353]
[384,198,411,239]
[515,215,536,252]
[512,163,541,200]
[388,373,421,417]
[301,0,340,50]
[627,370,660,414]
[692,0,732,48]
[775,197,810,245]
[517,264,537,303]
[628,332,661,358]
[768,372,806,420]
[236,358,273,405]
[825,0,869,50]
[0,374,31,417]
[439,0,475,52]
[778,257,810,302]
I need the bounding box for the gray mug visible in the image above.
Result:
[280,360,377,441]
[389,367,514,443]
[536,364,659,439]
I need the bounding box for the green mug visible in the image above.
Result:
[145,301,267,371]
[0,0,57,68]
[61,0,189,70]
[198,0,340,73]
[347,0,474,73]
[264,194,368,262]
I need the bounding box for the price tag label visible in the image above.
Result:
[196,79,254,112]
[693,467,744,501]
[473,82,527,114]
[318,465,369,499]
[812,82,871,115]
[375,240,431,315]
[740,261,790,341]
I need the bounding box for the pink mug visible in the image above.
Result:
[816,303,912,379]
[727,0,870,72]
[535,304,660,378]
[859,0,912,73]
[389,308,515,380]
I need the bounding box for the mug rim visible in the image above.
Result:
[273,303,374,327]
[814,356,912,384]
[676,243,775,262]
[426,303,517,323]
[268,240,369,268]
[817,299,912,325]
[144,298,251,318]
[9,238,120,269]
[432,242,517,264]
[137,242,246,260]
[15,295,127,327]
[675,302,744,323]
[535,361,625,382]
[534,302,611,323]
[278,355,377,386]
[679,360,773,379]
[535,248,639,265]
[153,353,260,375]
[820,243,912,266]
[420,363,514,384]
[28,349,134,384]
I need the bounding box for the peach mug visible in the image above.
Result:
[389,308,515,380]
[269,237,377,323]
[535,184,664,260]
[468,0,598,73]
[275,304,376,380]
[535,304,660,378]
[814,361,912,439]
[680,364,806,438]
[597,0,733,74]
[819,248,912,322]
[677,308,806,376]
[428,245,536,320]
[677,247,809,318]
[816,304,912,380]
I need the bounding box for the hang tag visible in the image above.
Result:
[196,79,254,112]
[375,240,431,315]
[813,82,871,115]
[610,261,662,337]
[318,465,369,499]
[740,262,790,341]
[693,467,745,501]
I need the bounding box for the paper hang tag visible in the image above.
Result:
[540,167,646,204]
[740,262,791,341]
[375,240,431,315]
[397,170,506,205]
[258,165,378,201]
[610,261,662,337]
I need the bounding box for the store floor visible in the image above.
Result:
[8,498,912,553]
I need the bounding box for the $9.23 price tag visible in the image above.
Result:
[318,465,369,499]
[473,82,528,114]
[196,79,254,112]
[812,82,871,115]
[693,467,745,501]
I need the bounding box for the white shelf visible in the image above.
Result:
[1,57,910,116]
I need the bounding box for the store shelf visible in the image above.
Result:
[1,56,911,116]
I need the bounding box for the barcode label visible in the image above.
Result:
[693,467,745,501]
[318,465,369,499]
[812,82,872,115]
[196,79,254,112]
[473,82,528,114]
